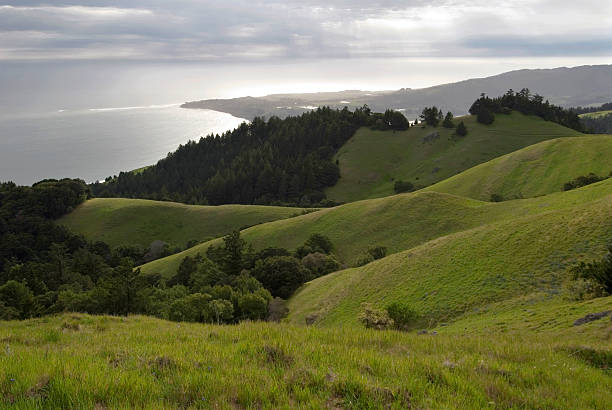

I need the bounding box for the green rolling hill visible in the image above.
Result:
[287,183,612,327]
[140,176,612,279]
[425,134,612,201]
[59,198,307,249]
[326,112,581,203]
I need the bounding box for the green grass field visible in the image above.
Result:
[59,198,306,249]
[326,112,581,203]
[1,313,610,408]
[580,110,612,119]
[425,134,612,201]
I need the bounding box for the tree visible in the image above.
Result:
[383,110,409,130]
[456,121,468,136]
[222,231,247,276]
[252,256,310,299]
[420,107,443,127]
[442,112,454,128]
[0,280,35,319]
[208,299,234,324]
[477,109,495,125]
[304,234,334,254]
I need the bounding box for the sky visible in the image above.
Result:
[1,0,611,113]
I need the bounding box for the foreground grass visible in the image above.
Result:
[426,135,612,201]
[326,112,581,203]
[1,314,610,409]
[59,198,306,249]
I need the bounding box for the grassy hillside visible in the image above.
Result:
[140,177,612,278]
[59,198,306,249]
[326,112,582,203]
[287,184,612,327]
[425,135,612,201]
[1,313,610,408]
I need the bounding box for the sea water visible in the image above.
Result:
[0,104,245,185]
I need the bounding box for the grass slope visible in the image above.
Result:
[59,198,305,249]
[1,313,610,408]
[140,177,612,278]
[287,181,612,327]
[326,112,581,203]
[425,134,612,201]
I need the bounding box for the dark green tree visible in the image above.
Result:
[456,121,468,136]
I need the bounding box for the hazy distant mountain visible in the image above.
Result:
[182,65,612,120]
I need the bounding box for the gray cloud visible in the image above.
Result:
[0,0,610,61]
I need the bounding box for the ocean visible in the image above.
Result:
[0,104,246,185]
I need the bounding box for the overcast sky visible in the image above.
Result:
[1,0,611,111]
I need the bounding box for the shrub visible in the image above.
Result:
[356,253,375,267]
[386,302,419,330]
[490,193,504,202]
[568,244,612,295]
[266,297,289,322]
[563,277,607,301]
[301,252,340,277]
[358,303,394,330]
[367,246,387,260]
[563,173,607,191]
[394,180,415,194]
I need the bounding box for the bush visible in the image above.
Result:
[266,297,289,322]
[563,173,607,191]
[490,193,504,202]
[301,252,340,277]
[394,180,415,194]
[356,254,375,267]
[386,302,419,330]
[358,303,394,330]
[569,244,612,295]
[563,278,607,301]
[367,246,387,260]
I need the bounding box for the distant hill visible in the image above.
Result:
[327,112,581,203]
[182,65,612,119]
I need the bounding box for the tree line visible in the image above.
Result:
[469,89,584,131]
